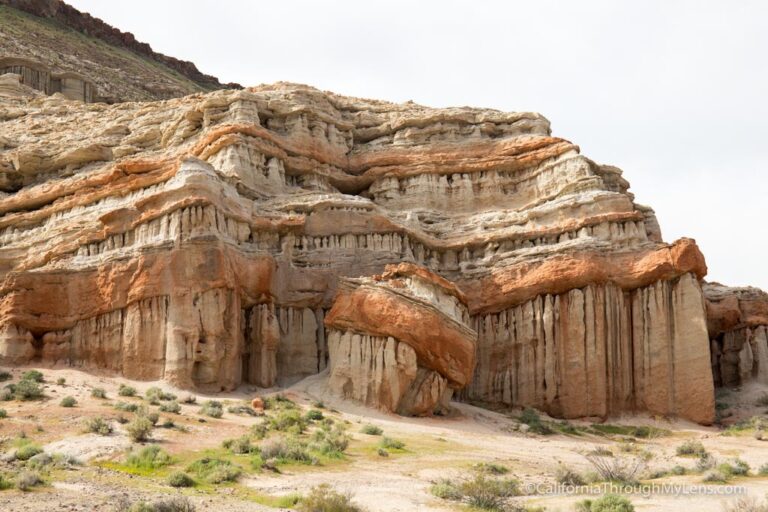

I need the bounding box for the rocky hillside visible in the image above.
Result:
[0,0,238,102]
[0,76,742,425]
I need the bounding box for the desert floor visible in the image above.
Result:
[1,366,767,511]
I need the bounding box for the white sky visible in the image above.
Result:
[68,0,768,290]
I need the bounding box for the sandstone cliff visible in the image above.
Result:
[0,78,719,423]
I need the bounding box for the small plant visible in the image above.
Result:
[114,401,139,412]
[379,437,405,450]
[310,425,350,457]
[759,463,768,476]
[126,416,153,442]
[145,386,176,404]
[585,452,647,484]
[519,407,553,435]
[160,418,175,429]
[0,473,13,490]
[14,379,43,400]
[181,394,197,404]
[257,437,315,464]
[118,384,137,397]
[186,457,242,483]
[56,377,66,385]
[14,470,43,491]
[199,400,224,418]
[0,408,6,419]
[167,471,195,488]
[60,396,77,407]
[555,464,586,486]
[576,493,634,512]
[430,478,463,500]
[21,370,44,383]
[702,470,728,483]
[696,452,717,472]
[0,371,11,382]
[126,445,172,469]
[718,458,750,477]
[723,496,768,512]
[222,435,252,454]
[15,443,43,461]
[676,439,707,457]
[297,484,365,512]
[117,497,196,512]
[360,424,383,436]
[84,417,113,435]
[91,387,107,398]
[377,448,389,457]
[250,422,269,439]
[305,409,324,421]
[474,462,510,475]
[312,400,325,408]
[269,409,306,432]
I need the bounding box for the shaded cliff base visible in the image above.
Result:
[2,365,768,511]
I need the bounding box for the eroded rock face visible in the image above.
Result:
[324,264,476,415]
[0,81,722,421]
[704,283,768,388]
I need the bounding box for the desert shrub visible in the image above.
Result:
[199,400,223,418]
[459,475,519,510]
[160,418,175,429]
[703,470,728,483]
[474,462,510,475]
[181,394,197,404]
[723,496,768,512]
[250,422,269,439]
[60,396,77,407]
[360,424,383,436]
[145,412,159,425]
[269,409,306,432]
[555,464,586,486]
[297,484,364,512]
[0,388,12,401]
[15,443,43,461]
[126,444,172,469]
[167,471,195,488]
[676,440,707,457]
[21,370,44,382]
[305,409,324,421]
[758,463,768,476]
[258,436,315,464]
[718,458,750,477]
[14,470,43,491]
[696,452,717,472]
[118,384,137,397]
[91,387,107,398]
[519,408,552,435]
[585,453,647,484]
[576,493,634,512]
[379,437,405,450]
[158,400,181,414]
[116,415,129,424]
[377,448,389,457]
[0,408,6,419]
[222,435,252,454]
[0,473,12,490]
[186,457,242,483]
[145,387,176,404]
[25,452,52,470]
[56,377,66,385]
[120,497,196,512]
[310,425,349,457]
[313,400,325,409]
[115,401,139,412]
[126,416,153,442]
[85,417,113,435]
[430,478,463,500]
[0,371,11,382]
[264,394,296,410]
[227,403,257,416]
[14,379,43,400]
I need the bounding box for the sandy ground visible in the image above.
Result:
[1,366,767,511]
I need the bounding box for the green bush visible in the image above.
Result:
[460,475,519,510]
[56,377,66,385]
[159,400,181,414]
[0,388,12,401]
[696,452,717,472]
[297,484,364,512]
[84,417,113,435]
[310,425,349,457]
[126,445,172,469]
[576,494,634,512]
[0,371,11,382]
[145,387,176,404]
[21,370,44,383]
[115,401,139,412]
[258,436,315,464]
[16,444,43,461]
[264,394,296,410]
[377,448,389,457]
[14,470,43,491]
[360,424,383,436]
[519,408,553,435]
[379,437,405,450]
[718,459,750,477]
[122,497,196,512]
[305,409,324,421]
[430,478,463,500]
[14,379,43,400]
[167,471,195,488]
[199,400,223,418]
[186,457,242,483]
[250,422,269,439]
[703,470,728,483]
[60,396,77,407]
[222,435,252,454]
[126,416,153,442]
[555,465,585,486]
[759,463,768,476]
[118,384,137,397]
[91,387,107,398]
[676,440,707,457]
[269,409,306,432]
[474,462,510,475]
[0,408,6,419]
[0,473,12,490]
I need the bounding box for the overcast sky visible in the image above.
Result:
[68,0,768,290]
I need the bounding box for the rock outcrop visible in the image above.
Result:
[0,78,720,422]
[324,263,476,415]
[704,283,768,388]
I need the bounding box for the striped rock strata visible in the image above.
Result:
[0,80,716,422]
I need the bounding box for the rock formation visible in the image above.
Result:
[0,57,97,102]
[705,283,768,388]
[0,73,722,422]
[324,263,476,415]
